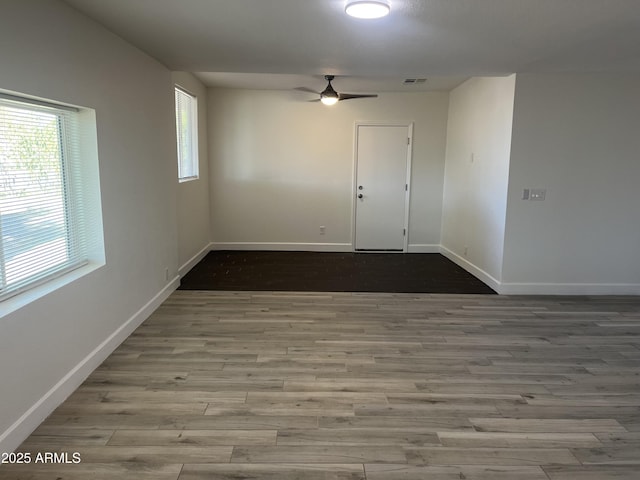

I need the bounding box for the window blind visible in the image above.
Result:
[0,97,87,300]
[174,87,198,181]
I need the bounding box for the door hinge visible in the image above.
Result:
[405,184,408,191]
[403,228,406,236]
[407,137,410,145]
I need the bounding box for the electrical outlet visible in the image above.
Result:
[319,226,326,235]
[530,188,546,201]
[164,268,169,281]
[522,188,530,200]
[463,246,468,256]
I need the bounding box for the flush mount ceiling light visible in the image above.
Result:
[345,0,391,19]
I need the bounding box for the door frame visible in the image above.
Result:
[351,122,414,253]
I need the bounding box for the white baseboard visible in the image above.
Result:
[498,282,640,296]
[211,242,353,252]
[0,276,180,454]
[407,244,440,253]
[439,245,501,292]
[179,242,213,277]
[213,242,439,253]
[439,245,640,295]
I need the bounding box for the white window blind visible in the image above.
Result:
[0,95,88,301]
[174,87,198,181]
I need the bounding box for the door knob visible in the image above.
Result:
[358,185,363,190]
[358,194,363,199]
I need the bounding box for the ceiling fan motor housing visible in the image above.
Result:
[321,77,339,100]
[317,75,378,104]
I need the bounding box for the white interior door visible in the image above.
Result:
[354,124,411,251]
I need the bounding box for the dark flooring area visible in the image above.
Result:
[179,251,496,294]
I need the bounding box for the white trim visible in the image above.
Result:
[407,244,441,253]
[175,242,640,296]
[0,262,103,318]
[211,242,353,252]
[439,245,501,292]
[174,83,196,98]
[175,86,199,182]
[0,276,180,453]
[179,242,213,277]
[439,245,640,295]
[350,123,358,252]
[403,123,414,252]
[0,91,79,112]
[498,282,640,296]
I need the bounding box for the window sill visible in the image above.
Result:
[0,261,104,318]
[178,176,199,184]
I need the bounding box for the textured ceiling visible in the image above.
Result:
[63,0,640,91]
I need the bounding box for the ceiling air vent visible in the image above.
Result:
[404,78,427,85]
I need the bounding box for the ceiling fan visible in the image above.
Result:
[297,75,378,105]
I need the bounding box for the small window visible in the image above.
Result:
[174,87,198,182]
[0,94,90,301]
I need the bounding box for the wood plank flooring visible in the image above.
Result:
[2,291,640,479]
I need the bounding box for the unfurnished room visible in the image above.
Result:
[1,1,640,479]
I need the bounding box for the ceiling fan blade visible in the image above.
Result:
[338,93,379,101]
[308,99,321,102]
[294,87,320,94]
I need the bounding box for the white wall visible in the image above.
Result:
[502,73,640,294]
[172,72,211,275]
[441,76,516,286]
[0,0,179,451]
[207,88,449,251]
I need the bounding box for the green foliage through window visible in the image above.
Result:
[0,96,86,300]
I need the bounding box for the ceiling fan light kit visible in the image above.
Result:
[297,76,378,105]
[320,94,339,106]
[314,75,379,106]
[320,78,340,105]
[345,0,391,19]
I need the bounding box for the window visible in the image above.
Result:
[174,86,198,182]
[0,93,90,301]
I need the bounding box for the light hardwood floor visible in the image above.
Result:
[2,291,640,479]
